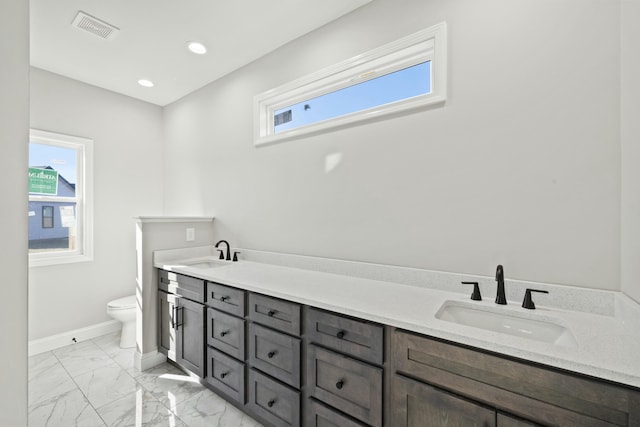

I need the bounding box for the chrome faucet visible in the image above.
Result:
[495,264,507,305]
[215,240,231,261]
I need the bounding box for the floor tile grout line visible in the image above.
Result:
[91,334,190,426]
[30,332,206,427]
[51,340,113,426]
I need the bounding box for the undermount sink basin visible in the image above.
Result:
[435,301,577,347]
[181,259,233,269]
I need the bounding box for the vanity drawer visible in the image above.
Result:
[206,347,245,404]
[206,281,245,317]
[249,293,301,336]
[306,307,383,365]
[158,270,204,303]
[307,345,382,427]
[306,398,368,427]
[249,323,301,388]
[248,368,300,427]
[392,330,637,427]
[207,308,245,360]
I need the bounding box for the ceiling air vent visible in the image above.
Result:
[71,11,120,40]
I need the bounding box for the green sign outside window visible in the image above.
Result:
[29,167,58,195]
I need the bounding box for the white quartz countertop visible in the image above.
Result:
[154,250,640,389]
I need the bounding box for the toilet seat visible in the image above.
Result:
[107,295,136,310]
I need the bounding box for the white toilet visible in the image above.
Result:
[107,295,137,348]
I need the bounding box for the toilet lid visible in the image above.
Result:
[108,295,136,310]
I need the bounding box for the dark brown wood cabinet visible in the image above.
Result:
[392,374,496,427]
[207,307,245,360]
[157,268,640,427]
[206,347,245,404]
[157,271,205,378]
[390,329,640,427]
[307,344,383,426]
[306,307,384,365]
[306,398,368,427]
[249,322,301,388]
[497,413,542,427]
[247,293,302,427]
[248,368,301,427]
[203,281,247,405]
[305,308,385,427]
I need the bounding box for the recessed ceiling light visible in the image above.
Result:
[138,79,154,88]
[187,41,207,55]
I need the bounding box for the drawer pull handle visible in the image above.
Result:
[220,296,229,302]
[336,330,346,339]
[336,380,345,390]
[220,371,229,379]
[220,330,229,337]
[267,310,276,317]
[267,399,276,408]
[267,351,277,359]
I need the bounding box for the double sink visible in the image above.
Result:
[171,256,579,348]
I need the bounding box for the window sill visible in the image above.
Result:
[29,253,93,268]
[255,93,446,147]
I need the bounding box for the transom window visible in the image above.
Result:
[254,22,447,146]
[29,129,93,266]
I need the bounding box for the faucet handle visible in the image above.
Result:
[522,288,549,310]
[232,251,241,262]
[462,281,482,301]
[216,249,225,260]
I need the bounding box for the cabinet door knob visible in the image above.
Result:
[336,330,346,339]
[267,310,276,317]
[267,351,277,359]
[336,379,345,390]
[220,296,229,302]
[220,371,229,379]
[220,330,229,337]
[267,399,275,408]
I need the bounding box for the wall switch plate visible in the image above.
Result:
[186,228,195,242]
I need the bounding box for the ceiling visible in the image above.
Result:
[30,0,371,106]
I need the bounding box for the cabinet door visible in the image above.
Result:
[391,375,496,427]
[158,290,177,361]
[176,297,205,377]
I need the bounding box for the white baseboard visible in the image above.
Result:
[29,320,121,356]
[135,350,167,371]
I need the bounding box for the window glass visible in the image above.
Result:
[29,143,78,253]
[28,130,93,265]
[274,62,431,134]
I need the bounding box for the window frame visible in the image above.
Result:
[254,22,447,147]
[29,129,94,267]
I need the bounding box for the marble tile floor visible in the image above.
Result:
[28,332,263,427]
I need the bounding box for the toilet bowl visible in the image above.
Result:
[107,295,137,348]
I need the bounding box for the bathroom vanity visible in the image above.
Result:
[154,247,640,427]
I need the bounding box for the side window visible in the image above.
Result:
[28,130,93,266]
[42,206,54,229]
[254,22,447,146]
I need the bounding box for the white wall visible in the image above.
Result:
[621,0,640,303]
[163,0,621,290]
[0,0,29,424]
[29,68,164,340]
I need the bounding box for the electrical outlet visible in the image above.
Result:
[186,228,195,241]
